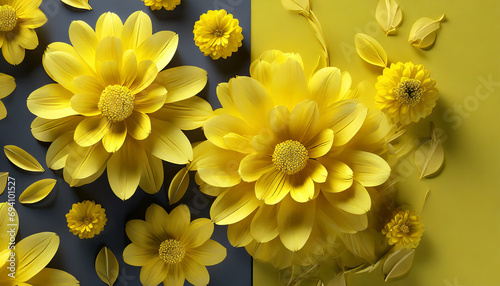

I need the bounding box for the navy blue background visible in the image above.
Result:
[0,0,252,285]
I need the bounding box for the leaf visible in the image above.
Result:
[19,179,57,204]
[281,0,309,12]
[408,14,445,48]
[95,246,119,286]
[4,145,45,172]
[376,0,403,36]
[414,123,444,178]
[168,167,190,204]
[354,33,388,68]
[61,0,92,10]
[0,172,7,196]
[382,248,415,281]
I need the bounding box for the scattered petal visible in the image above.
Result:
[95,246,119,286]
[376,0,403,36]
[19,179,57,204]
[4,145,45,172]
[409,14,445,49]
[354,33,388,68]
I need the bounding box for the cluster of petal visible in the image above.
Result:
[66,200,107,239]
[375,62,438,125]
[194,9,243,60]
[123,204,226,286]
[27,11,212,200]
[191,50,392,255]
[382,209,425,249]
[0,0,47,65]
[142,0,181,11]
[0,73,16,120]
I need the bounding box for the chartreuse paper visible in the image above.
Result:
[252,0,500,285]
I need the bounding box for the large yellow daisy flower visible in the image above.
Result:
[0,0,47,65]
[375,62,439,125]
[123,204,226,286]
[191,50,392,252]
[27,11,213,200]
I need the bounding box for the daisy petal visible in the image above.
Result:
[305,129,334,158]
[17,26,38,50]
[69,21,98,70]
[121,11,152,50]
[319,158,353,193]
[2,39,25,65]
[183,258,210,286]
[140,258,168,286]
[18,10,47,29]
[309,67,342,107]
[134,84,167,113]
[239,154,274,182]
[289,100,319,142]
[323,181,371,215]
[153,96,213,131]
[204,114,253,150]
[250,205,279,243]
[189,240,226,266]
[28,84,78,119]
[342,150,391,187]
[270,54,308,110]
[155,66,207,104]
[230,76,273,128]
[70,93,100,116]
[255,169,291,205]
[65,143,110,180]
[136,31,178,71]
[163,264,184,286]
[126,111,151,140]
[139,152,164,194]
[210,184,261,225]
[324,100,368,147]
[316,195,368,233]
[182,218,214,248]
[96,12,123,40]
[107,139,142,200]
[125,220,160,249]
[74,116,110,147]
[123,244,157,266]
[277,195,315,251]
[289,173,315,203]
[227,215,253,247]
[102,121,127,153]
[31,116,83,142]
[165,204,190,239]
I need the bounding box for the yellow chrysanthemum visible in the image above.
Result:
[123,204,226,286]
[194,9,243,60]
[142,0,180,11]
[0,0,47,65]
[0,73,16,120]
[375,62,439,125]
[27,11,212,200]
[382,210,425,249]
[66,200,107,239]
[190,50,392,252]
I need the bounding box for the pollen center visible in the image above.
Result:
[0,5,17,32]
[214,29,224,37]
[158,239,186,264]
[98,85,134,122]
[399,224,410,234]
[395,79,423,106]
[272,140,309,175]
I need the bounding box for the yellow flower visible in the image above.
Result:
[382,209,425,249]
[0,73,16,120]
[66,200,107,239]
[0,0,47,65]
[191,50,392,252]
[194,9,243,60]
[375,62,439,125]
[27,11,212,200]
[142,0,180,11]
[123,204,226,286]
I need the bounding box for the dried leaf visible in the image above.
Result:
[61,0,92,10]
[4,145,45,173]
[168,167,190,204]
[19,179,57,204]
[414,123,444,178]
[354,33,387,68]
[281,0,309,12]
[0,172,7,196]
[409,14,445,48]
[376,0,402,36]
[95,246,119,286]
[382,248,415,281]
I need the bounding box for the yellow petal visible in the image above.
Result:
[210,184,261,225]
[74,116,110,147]
[194,142,244,188]
[121,49,138,88]
[125,220,159,249]
[123,243,157,266]
[63,163,105,187]
[168,167,189,204]
[70,92,100,116]
[98,60,121,86]
[65,143,109,180]
[133,84,167,114]
[303,159,328,183]
[343,150,390,187]
[227,214,254,247]
[309,67,342,107]
[155,66,207,104]
[19,178,56,204]
[383,248,415,281]
[125,111,151,141]
[26,268,79,285]
[27,84,78,119]
[182,218,214,248]
[162,264,184,286]
[204,114,253,150]
[136,31,178,71]
[223,133,254,154]
[183,258,209,286]
[69,21,97,69]
[269,105,290,137]
[0,102,6,119]
[96,12,123,40]
[95,36,123,73]
[319,158,353,193]
[4,145,44,172]
[230,76,273,128]
[376,0,403,36]
[31,116,83,142]
[0,202,18,264]
[61,0,92,10]
[95,247,119,286]
[277,195,315,251]
[194,172,227,197]
[17,26,38,50]
[152,96,213,131]
[15,232,59,282]
[323,181,371,215]
[139,152,163,194]
[71,75,104,94]
[190,240,227,266]
[129,60,158,94]
[239,154,274,182]
[46,132,74,170]
[250,205,279,243]
[139,258,168,286]
[18,10,47,30]
[216,82,239,116]
[289,100,319,142]
[289,173,315,203]
[2,39,25,65]
[255,169,290,204]
[163,204,190,238]
[0,172,7,196]
[316,195,367,234]
[269,54,308,110]
[249,59,271,88]
[408,14,445,49]
[107,139,142,200]
[122,11,152,50]
[0,73,14,99]
[102,121,127,153]
[305,129,333,158]
[354,33,388,68]
[323,99,367,147]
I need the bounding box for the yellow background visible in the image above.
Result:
[252,0,500,285]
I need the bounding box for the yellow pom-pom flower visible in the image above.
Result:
[142,0,181,11]
[382,209,425,249]
[375,62,439,125]
[0,0,47,65]
[123,204,226,286]
[66,200,107,239]
[194,9,243,60]
[0,73,16,120]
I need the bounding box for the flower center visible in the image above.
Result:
[399,224,410,234]
[272,140,309,175]
[395,79,423,106]
[0,5,17,32]
[158,239,186,264]
[98,85,134,122]
[214,29,224,37]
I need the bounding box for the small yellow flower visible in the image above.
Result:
[123,204,226,286]
[0,73,16,120]
[375,62,438,125]
[194,9,243,60]
[0,0,47,65]
[142,0,181,11]
[382,209,425,249]
[66,200,107,239]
